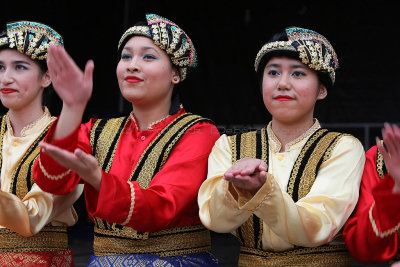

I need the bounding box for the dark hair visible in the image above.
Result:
[256,29,333,91]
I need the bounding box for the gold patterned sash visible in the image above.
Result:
[229,128,348,262]
[89,113,213,255]
[94,224,211,257]
[239,245,352,267]
[0,226,68,253]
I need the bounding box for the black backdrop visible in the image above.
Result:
[2,1,399,265]
[2,1,399,127]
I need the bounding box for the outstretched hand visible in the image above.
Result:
[224,158,268,195]
[39,142,102,191]
[47,45,94,107]
[376,123,400,193]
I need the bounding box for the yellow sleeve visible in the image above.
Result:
[198,134,254,233]
[0,183,83,236]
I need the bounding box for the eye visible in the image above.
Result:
[267,69,280,76]
[291,70,306,77]
[121,53,132,60]
[15,64,28,70]
[0,65,5,71]
[142,54,157,60]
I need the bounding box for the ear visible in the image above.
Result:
[317,84,327,100]
[40,71,52,88]
[171,68,180,84]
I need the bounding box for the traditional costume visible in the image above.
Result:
[198,27,366,266]
[33,14,220,266]
[343,145,400,264]
[0,21,83,266]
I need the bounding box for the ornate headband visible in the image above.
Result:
[0,21,63,61]
[254,27,339,84]
[117,13,197,81]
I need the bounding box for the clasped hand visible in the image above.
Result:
[223,158,268,195]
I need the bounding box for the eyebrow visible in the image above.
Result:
[0,60,31,65]
[123,46,160,55]
[266,63,306,69]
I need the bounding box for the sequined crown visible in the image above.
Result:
[254,27,339,84]
[118,13,197,81]
[0,21,63,61]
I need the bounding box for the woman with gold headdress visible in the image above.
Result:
[33,14,220,266]
[0,21,83,266]
[343,124,400,264]
[197,27,365,266]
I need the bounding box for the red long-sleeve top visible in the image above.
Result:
[33,109,220,233]
[343,145,400,263]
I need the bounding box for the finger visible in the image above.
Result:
[258,161,268,172]
[84,60,95,85]
[383,125,398,155]
[74,148,99,168]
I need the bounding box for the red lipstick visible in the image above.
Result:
[275,95,294,101]
[125,76,143,83]
[1,88,17,94]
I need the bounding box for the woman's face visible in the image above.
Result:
[0,49,50,111]
[116,36,180,109]
[262,56,327,124]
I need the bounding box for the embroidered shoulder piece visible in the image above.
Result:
[376,146,388,179]
[228,128,269,165]
[0,116,52,199]
[286,129,345,201]
[129,113,212,189]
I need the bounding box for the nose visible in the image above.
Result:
[277,73,291,91]
[0,68,14,85]
[127,57,140,72]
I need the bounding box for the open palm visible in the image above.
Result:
[47,45,94,106]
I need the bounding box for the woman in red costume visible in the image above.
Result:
[33,13,220,266]
[344,123,400,265]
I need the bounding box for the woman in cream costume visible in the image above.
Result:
[0,21,82,266]
[198,27,365,266]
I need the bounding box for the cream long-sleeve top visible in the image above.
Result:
[198,120,365,251]
[0,108,83,237]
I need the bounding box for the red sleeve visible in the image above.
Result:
[33,118,94,195]
[343,146,400,263]
[86,121,220,232]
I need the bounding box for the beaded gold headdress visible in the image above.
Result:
[255,27,339,84]
[0,21,63,61]
[117,13,197,81]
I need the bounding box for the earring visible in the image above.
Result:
[173,77,180,82]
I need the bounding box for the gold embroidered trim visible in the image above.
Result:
[91,117,128,172]
[0,226,68,252]
[38,156,71,181]
[121,181,135,226]
[297,132,343,200]
[93,224,211,257]
[130,113,206,189]
[266,120,321,153]
[376,144,387,179]
[369,202,400,238]
[239,245,351,267]
[286,129,327,198]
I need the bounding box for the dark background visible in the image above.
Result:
[1,1,398,266]
[2,1,399,128]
